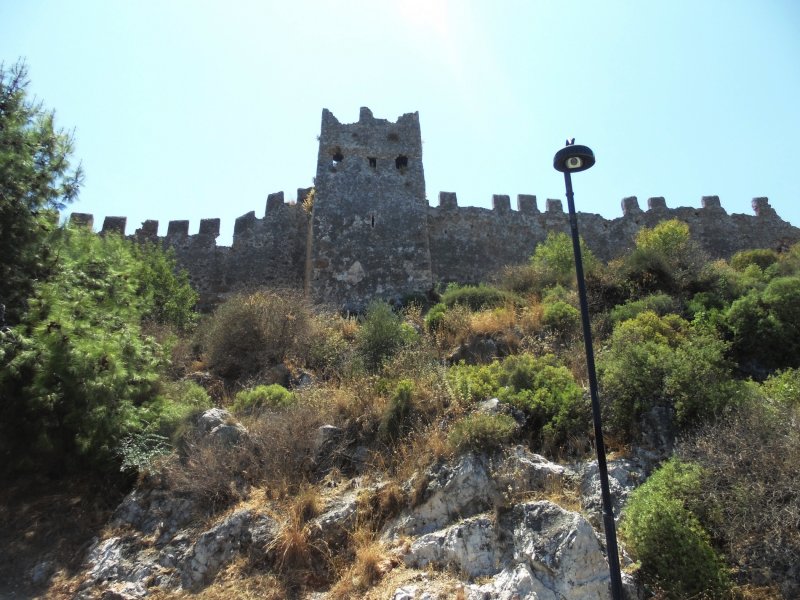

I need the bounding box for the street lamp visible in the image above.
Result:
[553,141,624,600]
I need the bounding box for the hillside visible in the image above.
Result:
[2,221,799,599]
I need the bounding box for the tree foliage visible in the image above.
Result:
[0,227,197,473]
[0,60,83,323]
[621,458,730,599]
[529,231,598,292]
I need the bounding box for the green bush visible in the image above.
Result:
[609,293,677,325]
[356,301,417,372]
[201,290,312,380]
[725,276,800,373]
[0,228,186,473]
[147,380,213,441]
[232,384,295,414]
[439,283,517,311]
[679,397,800,595]
[541,300,580,333]
[134,242,198,331]
[621,459,730,599]
[761,368,800,407]
[424,302,449,332]
[730,248,779,272]
[623,219,709,297]
[448,354,588,453]
[599,311,738,438]
[529,231,599,291]
[448,413,516,453]
[378,379,415,442]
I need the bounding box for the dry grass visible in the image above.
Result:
[356,480,407,532]
[266,499,332,588]
[328,529,397,599]
[469,306,516,336]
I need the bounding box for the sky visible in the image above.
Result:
[2,0,799,246]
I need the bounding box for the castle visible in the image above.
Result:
[70,108,800,310]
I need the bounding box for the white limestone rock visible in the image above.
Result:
[403,501,611,600]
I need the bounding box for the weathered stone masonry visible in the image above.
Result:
[69,108,800,310]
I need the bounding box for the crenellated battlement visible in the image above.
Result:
[70,193,787,249]
[64,108,800,310]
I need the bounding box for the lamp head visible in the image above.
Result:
[553,143,595,173]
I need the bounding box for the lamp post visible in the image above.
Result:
[553,141,624,600]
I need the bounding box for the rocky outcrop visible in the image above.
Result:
[404,501,610,600]
[68,440,649,599]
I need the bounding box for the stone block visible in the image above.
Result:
[702,195,721,209]
[752,197,776,217]
[546,199,563,213]
[233,211,257,236]
[647,197,667,210]
[199,218,220,237]
[621,196,642,215]
[439,191,458,209]
[167,220,190,236]
[70,213,94,229]
[517,194,539,213]
[266,191,285,214]
[102,216,127,234]
[492,194,511,212]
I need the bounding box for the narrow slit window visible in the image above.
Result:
[371,214,375,228]
[368,157,377,168]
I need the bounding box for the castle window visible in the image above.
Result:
[331,148,344,167]
[371,214,375,228]
[368,157,377,169]
[388,132,400,141]
[395,155,408,170]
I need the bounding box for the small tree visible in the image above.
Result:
[621,458,730,599]
[0,227,195,473]
[529,231,599,292]
[0,61,83,323]
[356,301,416,372]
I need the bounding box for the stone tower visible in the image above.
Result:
[307,107,433,310]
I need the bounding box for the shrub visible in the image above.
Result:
[0,228,181,473]
[609,293,678,325]
[378,379,415,442]
[624,219,709,296]
[201,290,312,380]
[424,302,449,331]
[232,384,295,415]
[725,276,800,373]
[541,300,580,333]
[439,283,518,311]
[599,311,739,439]
[448,353,589,453]
[730,248,779,272]
[118,431,171,474]
[448,413,516,453]
[356,301,417,372]
[529,231,599,291]
[679,397,800,597]
[146,380,213,442]
[621,459,730,599]
[761,368,800,407]
[134,242,198,331]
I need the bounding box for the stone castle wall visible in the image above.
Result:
[69,193,799,310]
[68,109,800,310]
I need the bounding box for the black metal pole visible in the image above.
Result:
[563,170,624,600]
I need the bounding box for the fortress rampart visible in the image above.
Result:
[68,109,800,310]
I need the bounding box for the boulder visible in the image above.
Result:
[404,501,611,600]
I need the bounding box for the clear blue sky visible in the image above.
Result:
[3,0,799,245]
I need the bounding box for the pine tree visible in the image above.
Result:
[0,60,83,324]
